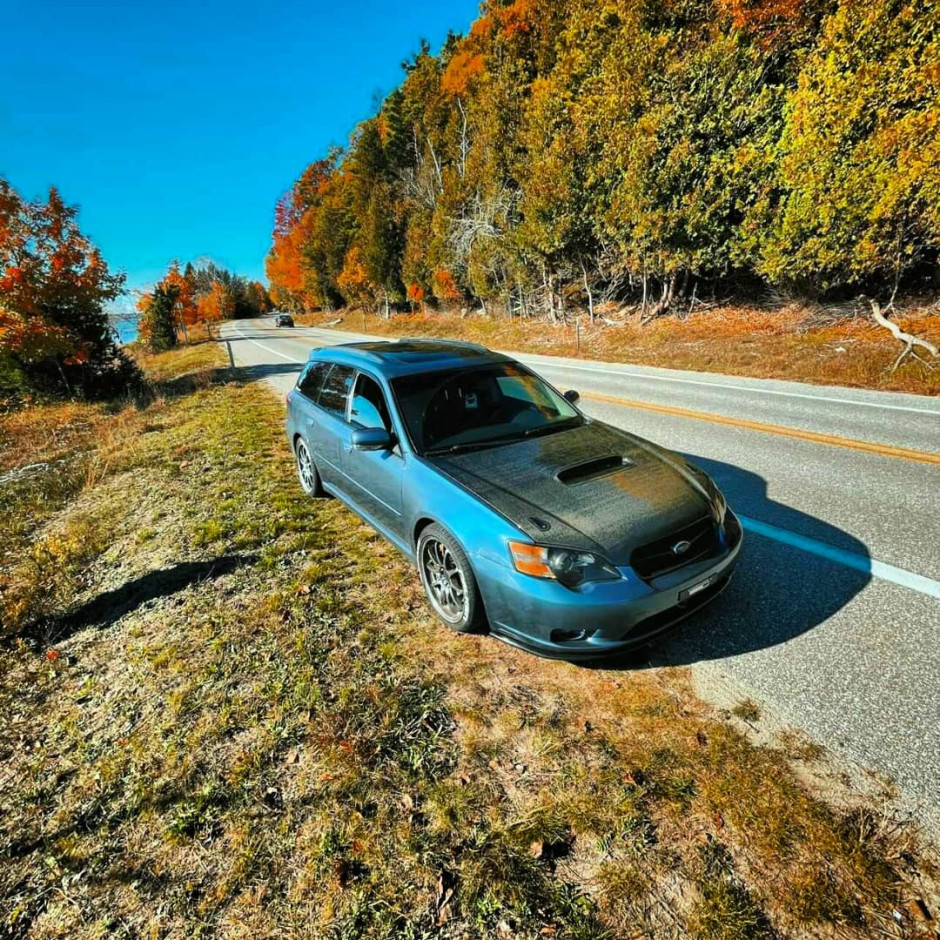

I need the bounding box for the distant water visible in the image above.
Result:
[110,316,139,346]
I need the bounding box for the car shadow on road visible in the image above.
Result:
[600,451,872,669]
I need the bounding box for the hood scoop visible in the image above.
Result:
[555,454,634,486]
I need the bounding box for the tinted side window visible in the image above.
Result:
[317,365,355,418]
[297,361,331,401]
[350,374,392,432]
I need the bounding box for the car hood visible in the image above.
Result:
[426,420,715,565]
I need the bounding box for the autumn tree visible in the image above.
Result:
[138,283,180,352]
[0,179,137,399]
[264,0,940,320]
[138,260,268,349]
[758,0,940,293]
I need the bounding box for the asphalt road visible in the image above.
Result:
[221,318,940,821]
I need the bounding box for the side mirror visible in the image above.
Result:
[563,389,580,404]
[351,427,395,451]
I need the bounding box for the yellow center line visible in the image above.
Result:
[580,390,940,466]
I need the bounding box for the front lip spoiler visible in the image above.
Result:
[488,571,734,664]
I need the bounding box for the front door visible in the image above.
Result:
[337,371,405,538]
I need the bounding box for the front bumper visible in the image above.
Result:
[474,511,743,662]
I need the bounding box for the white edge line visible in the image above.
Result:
[739,514,940,600]
[230,327,304,363]
[232,324,940,601]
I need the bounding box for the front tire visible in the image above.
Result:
[295,438,323,496]
[417,524,484,634]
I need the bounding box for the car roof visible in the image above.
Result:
[307,339,511,378]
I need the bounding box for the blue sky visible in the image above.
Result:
[2,0,479,303]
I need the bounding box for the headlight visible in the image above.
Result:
[508,541,620,588]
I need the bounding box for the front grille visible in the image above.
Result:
[630,515,719,580]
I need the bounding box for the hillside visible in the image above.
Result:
[266,0,940,354]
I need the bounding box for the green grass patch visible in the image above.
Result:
[0,342,935,938]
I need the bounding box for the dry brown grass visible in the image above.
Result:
[299,302,940,395]
[1,341,938,938]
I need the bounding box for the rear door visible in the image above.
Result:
[337,371,405,537]
[292,359,330,456]
[303,363,355,488]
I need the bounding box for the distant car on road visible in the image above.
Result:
[285,340,741,660]
[274,313,294,328]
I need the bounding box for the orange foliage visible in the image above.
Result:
[494,0,538,39]
[163,261,199,327]
[0,307,71,363]
[442,50,486,97]
[197,282,235,327]
[1,182,123,370]
[716,0,809,42]
[432,268,461,302]
[469,14,495,41]
[337,246,371,299]
[266,205,314,300]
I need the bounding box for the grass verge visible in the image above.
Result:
[297,302,940,395]
[1,342,938,938]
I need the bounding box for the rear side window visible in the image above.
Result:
[317,364,355,418]
[297,361,330,401]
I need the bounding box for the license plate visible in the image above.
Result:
[679,576,713,603]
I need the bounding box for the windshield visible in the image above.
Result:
[392,363,582,455]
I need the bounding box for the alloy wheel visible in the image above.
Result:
[296,440,317,494]
[421,537,468,623]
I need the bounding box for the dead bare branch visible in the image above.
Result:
[861,295,939,372]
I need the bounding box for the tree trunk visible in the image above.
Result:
[581,261,595,323]
[55,359,73,398]
[643,274,676,323]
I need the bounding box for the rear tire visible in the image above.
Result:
[295,438,323,497]
[417,524,484,634]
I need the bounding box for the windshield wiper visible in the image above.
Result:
[424,440,506,456]
[426,418,583,455]
[522,417,583,439]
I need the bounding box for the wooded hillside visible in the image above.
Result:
[266,0,940,320]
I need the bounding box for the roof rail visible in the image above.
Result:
[397,337,490,352]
